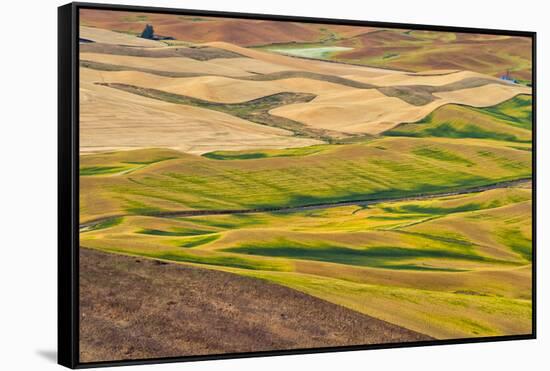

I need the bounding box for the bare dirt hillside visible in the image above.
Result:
[80,248,431,362]
[80,9,371,47]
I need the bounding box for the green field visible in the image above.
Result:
[80,82,532,340]
[385,95,533,141]
[266,46,353,59]
[81,182,532,338]
[77,11,535,360]
[80,135,531,223]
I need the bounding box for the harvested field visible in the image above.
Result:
[80,248,430,362]
[79,77,320,154]
[81,61,522,107]
[271,84,530,134]
[205,41,400,78]
[85,68,529,136]
[98,82,360,141]
[79,33,530,137]
[81,59,377,89]
[244,70,376,88]
[80,42,247,60]
[349,70,475,87]
[80,60,201,77]
[378,77,517,106]
[82,69,351,103]
[80,52,256,77]
[434,84,531,106]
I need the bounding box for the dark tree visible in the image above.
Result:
[140,24,155,39]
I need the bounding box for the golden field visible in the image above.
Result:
[78,11,533,350]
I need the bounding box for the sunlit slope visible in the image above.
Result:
[79,137,531,223]
[80,34,531,138]
[80,52,260,77]
[81,67,351,104]
[349,70,486,87]
[80,69,321,154]
[269,84,530,134]
[81,183,532,339]
[77,16,533,344]
[83,68,531,137]
[433,84,530,106]
[80,52,530,136]
[385,95,532,142]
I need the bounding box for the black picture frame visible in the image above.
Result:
[58,2,537,368]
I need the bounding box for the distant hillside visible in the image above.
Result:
[80,10,531,81]
[333,30,532,81]
[80,9,370,47]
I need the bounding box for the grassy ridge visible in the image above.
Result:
[81,184,532,338]
[384,95,532,141]
[78,79,532,340]
[80,137,531,223]
[80,166,133,176]
[76,14,534,345]
[231,269,531,339]
[225,242,495,271]
[203,145,329,160]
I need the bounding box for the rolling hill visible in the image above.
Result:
[80,39,530,139]
[80,10,532,81]
[76,13,533,358]
[80,9,372,46]
[385,94,532,142]
[81,181,532,339]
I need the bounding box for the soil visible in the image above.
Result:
[80,248,431,363]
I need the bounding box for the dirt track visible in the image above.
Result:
[80,248,431,362]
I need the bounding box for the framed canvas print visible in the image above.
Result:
[58,2,536,368]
